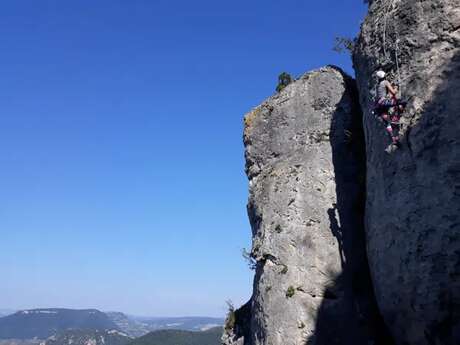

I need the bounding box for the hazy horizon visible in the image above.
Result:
[0,307,225,318]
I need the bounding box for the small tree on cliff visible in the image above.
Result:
[276,72,293,93]
[333,36,357,54]
[242,248,257,270]
[224,300,236,331]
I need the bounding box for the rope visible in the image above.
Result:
[382,0,403,97]
[382,0,395,59]
[394,27,403,97]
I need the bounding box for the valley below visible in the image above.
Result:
[0,309,223,345]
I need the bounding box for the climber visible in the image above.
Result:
[373,70,406,147]
[376,70,397,107]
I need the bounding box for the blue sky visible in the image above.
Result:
[0,1,367,317]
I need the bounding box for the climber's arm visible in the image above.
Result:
[386,82,397,97]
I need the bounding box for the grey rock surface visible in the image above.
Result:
[353,0,460,344]
[224,66,389,345]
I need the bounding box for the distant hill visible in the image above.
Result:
[129,316,224,332]
[127,327,222,345]
[106,313,224,337]
[0,311,15,318]
[105,313,149,338]
[0,309,119,339]
[43,329,131,345]
[0,339,41,345]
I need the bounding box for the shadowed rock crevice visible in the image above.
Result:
[306,78,394,345]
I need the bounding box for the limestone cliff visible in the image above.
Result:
[224,1,460,344]
[353,0,460,344]
[223,67,390,345]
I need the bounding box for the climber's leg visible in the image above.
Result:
[392,124,400,145]
[384,123,399,145]
[386,123,393,138]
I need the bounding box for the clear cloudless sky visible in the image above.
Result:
[0,0,367,317]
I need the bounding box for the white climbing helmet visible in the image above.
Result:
[376,70,386,79]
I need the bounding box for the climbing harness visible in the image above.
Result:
[374,94,407,149]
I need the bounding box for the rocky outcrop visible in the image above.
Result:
[353,0,460,344]
[223,66,391,345]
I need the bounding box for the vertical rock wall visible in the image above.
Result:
[224,66,388,345]
[353,0,460,344]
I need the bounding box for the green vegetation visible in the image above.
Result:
[280,264,288,274]
[127,327,222,345]
[224,301,236,331]
[242,248,257,270]
[286,286,296,298]
[225,311,236,332]
[332,36,356,54]
[45,329,131,345]
[276,72,293,93]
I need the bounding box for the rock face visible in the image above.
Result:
[224,66,391,345]
[353,0,460,344]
